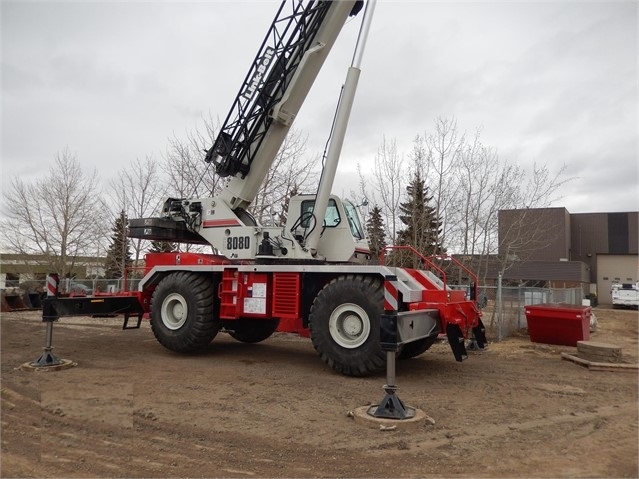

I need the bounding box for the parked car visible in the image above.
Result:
[68,282,93,296]
[611,281,639,309]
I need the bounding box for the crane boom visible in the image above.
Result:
[129,0,372,263]
[208,0,363,212]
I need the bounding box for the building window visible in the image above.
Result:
[603,277,609,280]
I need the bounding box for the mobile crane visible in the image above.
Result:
[39,0,486,379]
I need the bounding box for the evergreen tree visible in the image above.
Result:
[104,210,133,278]
[149,241,177,253]
[366,205,387,261]
[395,170,445,267]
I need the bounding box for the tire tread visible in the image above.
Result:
[150,272,220,352]
[309,274,385,376]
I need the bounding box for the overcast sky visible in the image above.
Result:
[2,0,637,215]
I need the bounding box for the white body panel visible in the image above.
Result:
[192,193,370,263]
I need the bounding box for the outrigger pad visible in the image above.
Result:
[371,391,413,420]
[31,350,62,367]
[446,323,468,362]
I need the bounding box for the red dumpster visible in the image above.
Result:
[524,303,591,347]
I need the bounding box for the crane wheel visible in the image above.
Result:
[227,318,280,343]
[397,335,438,360]
[309,275,385,376]
[150,272,221,352]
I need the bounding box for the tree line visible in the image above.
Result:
[0,116,569,281]
[362,117,570,280]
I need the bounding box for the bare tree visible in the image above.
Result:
[162,114,224,200]
[0,147,106,278]
[250,129,317,225]
[345,163,370,224]
[457,151,528,280]
[366,117,573,285]
[373,137,404,242]
[454,135,504,257]
[109,155,165,264]
[356,163,369,206]
[419,117,464,249]
[456,148,571,281]
[157,115,224,253]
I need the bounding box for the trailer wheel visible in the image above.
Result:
[309,275,385,376]
[150,272,220,352]
[397,335,438,360]
[227,318,279,343]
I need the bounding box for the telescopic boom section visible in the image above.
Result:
[205,0,363,212]
[304,0,376,255]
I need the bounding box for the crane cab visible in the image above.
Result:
[286,194,371,263]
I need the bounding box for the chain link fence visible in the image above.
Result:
[2,278,141,295]
[66,278,143,294]
[478,286,584,341]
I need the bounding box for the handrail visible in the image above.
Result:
[425,254,479,302]
[380,245,478,302]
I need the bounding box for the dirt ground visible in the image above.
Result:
[1,306,638,478]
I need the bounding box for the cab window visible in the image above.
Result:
[301,199,341,228]
[343,200,365,239]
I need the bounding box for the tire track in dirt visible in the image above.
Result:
[373,402,636,453]
[34,410,373,478]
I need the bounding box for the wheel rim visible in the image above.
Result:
[328,303,370,349]
[161,293,188,330]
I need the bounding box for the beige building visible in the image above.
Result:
[0,254,105,288]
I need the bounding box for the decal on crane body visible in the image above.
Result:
[202,219,242,228]
[384,276,399,311]
[242,47,275,100]
[227,236,251,250]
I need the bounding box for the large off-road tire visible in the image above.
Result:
[150,272,220,353]
[227,318,280,344]
[309,275,386,376]
[397,335,438,360]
